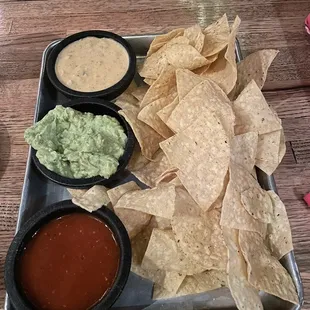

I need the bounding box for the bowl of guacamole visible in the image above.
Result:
[25,99,135,188]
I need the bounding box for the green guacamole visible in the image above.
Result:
[24,106,127,179]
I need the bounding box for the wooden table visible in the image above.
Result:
[0,0,309,308]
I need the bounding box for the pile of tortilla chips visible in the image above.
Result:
[69,15,298,309]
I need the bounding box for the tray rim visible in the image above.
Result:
[5,34,304,310]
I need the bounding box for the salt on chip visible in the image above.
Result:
[107,182,151,239]
[176,270,226,297]
[119,106,163,160]
[222,228,263,310]
[239,230,298,305]
[234,49,279,98]
[201,14,230,57]
[147,28,184,56]
[138,96,175,138]
[241,187,273,223]
[140,65,176,108]
[231,132,258,172]
[131,150,171,188]
[164,43,209,70]
[184,24,205,53]
[157,97,179,125]
[167,79,235,138]
[202,16,240,94]
[220,162,267,236]
[114,184,176,219]
[141,229,206,275]
[255,130,281,175]
[161,112,230,210]
[72,185,110,212]
[233,80,282,135]
[266,190,293,260]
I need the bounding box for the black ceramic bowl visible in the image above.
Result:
[46,30,136,100]
[4,200,132,310]
[31,99,135,188]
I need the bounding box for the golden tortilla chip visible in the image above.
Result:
[67,188,87,199]
[201,14,230,57]
[116,92,139,109]
[241,187,274,223]
[157,97,179,125]
[164,43,209,70]
[127,144,150,172]
[266,190,293,260]
[107,182,151,239]
[161,112,230,210]
[239,230,298,305]
[72,185,110,212]
[119,106,163,160]
[140,65,176,109]
[144,78,156,85]
[278,129,286,163]
[222,228,263,310]
[255,130,281,175]
[176,270,226,297]
[141,229,206,275]
[131,150,171,188]
[155,167,178,186]
[220,163,267,236]
[149,215,172,230]
[114,184,176,219]
[138,96,175,138]
[202,16,240,94]
[147,28,185,56]
[233,80,282,135]
[132,85,149,102]
[234,49,279,98]
[167,79,235,138]
[184,24,205,53]
[231,132,258,172]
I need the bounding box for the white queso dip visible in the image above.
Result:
[55,37,129,92]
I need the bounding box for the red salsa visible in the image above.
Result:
[17,213,120,310]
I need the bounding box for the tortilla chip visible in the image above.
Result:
[149,216,172,230]
[239,230,298,305]
[138,96,175,138]
[165,43,209,70]
[266,190,293,259]
[279,129,286,163]
[127,144,150,171]
[114,184,176,219]
[72,185,110,212]
[161,112,230,210]
[184,24,205,53]
[116,92,139,109]
[201,14,230,57]
[107,181,140,206]
[67,188,87,199]
[233,80,282,135]
[144,78,156,85]
[241,187,274,223]
[119,107,164,160]
[172,204,227,270]
[255,130,281,175]
[234,49,279,98]
[220,163,267,236]
[231,132,258,172]
[141,229,206,275]
[147,28,185,57]
[201,16,240,94]
[176,270,226,297]
[155,167,178,186]
[222,228,263,310]
[167,79,235,138]
[140,65,176,109]
[131,150,171,187]
[132,85,149,102]
[157,97,179,125]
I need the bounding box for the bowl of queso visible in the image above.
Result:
[47,30,136,100]
[4,200,131,310]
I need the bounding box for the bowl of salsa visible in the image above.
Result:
[4,200,131,310]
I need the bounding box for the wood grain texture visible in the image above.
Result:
[0,0,310,309]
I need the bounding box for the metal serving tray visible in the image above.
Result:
[5,34,303,310]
